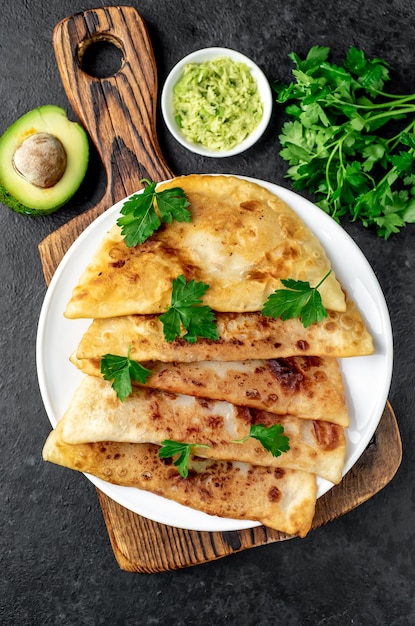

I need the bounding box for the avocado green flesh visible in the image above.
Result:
[0,105,89,216]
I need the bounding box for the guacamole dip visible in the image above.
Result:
[173,56,264,151]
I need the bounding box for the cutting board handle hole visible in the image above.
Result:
[78,36,124,79]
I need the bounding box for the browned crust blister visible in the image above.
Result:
[75,294,373,363]
[70,354,349,426]
[43,420,317,537]
[57,376,346,484]
[64,174,346,318]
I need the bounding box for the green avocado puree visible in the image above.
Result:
[173,56,264,151]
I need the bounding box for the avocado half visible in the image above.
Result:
[0,105,89,216]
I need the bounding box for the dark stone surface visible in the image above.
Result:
[1,1,414,624]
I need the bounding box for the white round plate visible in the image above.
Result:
[36,176,393,532]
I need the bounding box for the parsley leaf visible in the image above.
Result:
[117,179,191,247]
[100,348,152,402]
[159,274,219,343]
[158,440,210,478]
[233,424,290,457]
[274,46,415,238]
[261,271,331,327]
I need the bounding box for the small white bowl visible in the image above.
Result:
[161,47,273,157]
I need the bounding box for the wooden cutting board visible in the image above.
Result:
[38,6,402,573]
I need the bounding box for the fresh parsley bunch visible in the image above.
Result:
[274,45,415,238]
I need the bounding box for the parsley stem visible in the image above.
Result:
[330,93,415,111]
[325,137,344,198]
[386,118,415,151]
[365,106,415,125]
[370,90,415,102]
[315,269,332,289]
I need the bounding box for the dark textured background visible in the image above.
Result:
[1,1,414,624]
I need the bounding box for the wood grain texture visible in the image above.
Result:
[38,7,402,573]
[38,6,174,284]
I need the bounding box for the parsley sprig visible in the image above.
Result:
[117,179,191,247]
[158,424,290,478]
[159,274,219,343]
[100,347,152,401]
[273,45,415,238]
[261,271,331,327]
[233,424,290,457]
[158,440,210,478]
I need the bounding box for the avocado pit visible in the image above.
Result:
[13,132,67,188]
